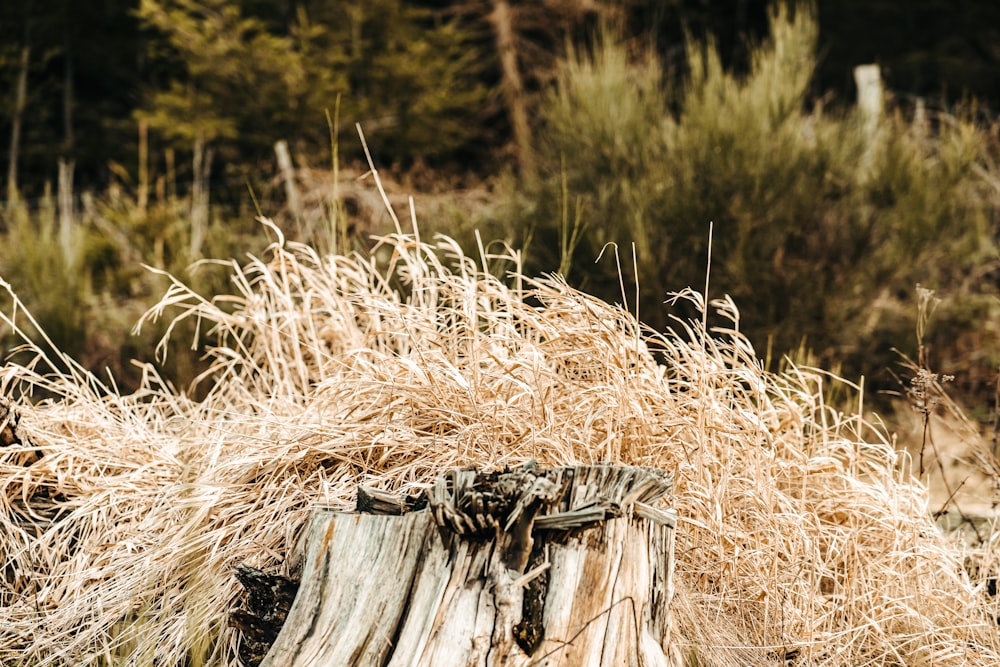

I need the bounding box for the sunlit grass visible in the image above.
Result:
[2,185,1000,663]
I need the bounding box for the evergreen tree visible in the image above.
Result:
[136,0,305,162]
[135,0,492,175]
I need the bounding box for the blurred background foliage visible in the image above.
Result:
[0,0,998,412]
[513,4,1000,402]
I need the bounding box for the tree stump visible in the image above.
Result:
[253,464,677,666]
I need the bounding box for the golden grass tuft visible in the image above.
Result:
[2,206,1000,665]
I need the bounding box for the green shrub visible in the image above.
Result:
[505,2,1000,401]
[0,187,263,393]
[0,197,90,360]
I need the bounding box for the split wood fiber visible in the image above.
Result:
[259,464,677,667]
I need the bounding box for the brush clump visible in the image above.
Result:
[0,221,998,666]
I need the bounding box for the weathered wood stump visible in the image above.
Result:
[253,464,676,666]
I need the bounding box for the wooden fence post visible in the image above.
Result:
[57,158,75,270]
[854,64,883,175]
[190,136,212,257]
[274,140,302,232]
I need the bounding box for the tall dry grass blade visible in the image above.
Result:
[1,211,999,665]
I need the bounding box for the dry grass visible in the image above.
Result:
[2,179,1000,665]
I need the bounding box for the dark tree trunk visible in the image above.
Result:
[7,45,30,203]
[490,0,537,184]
